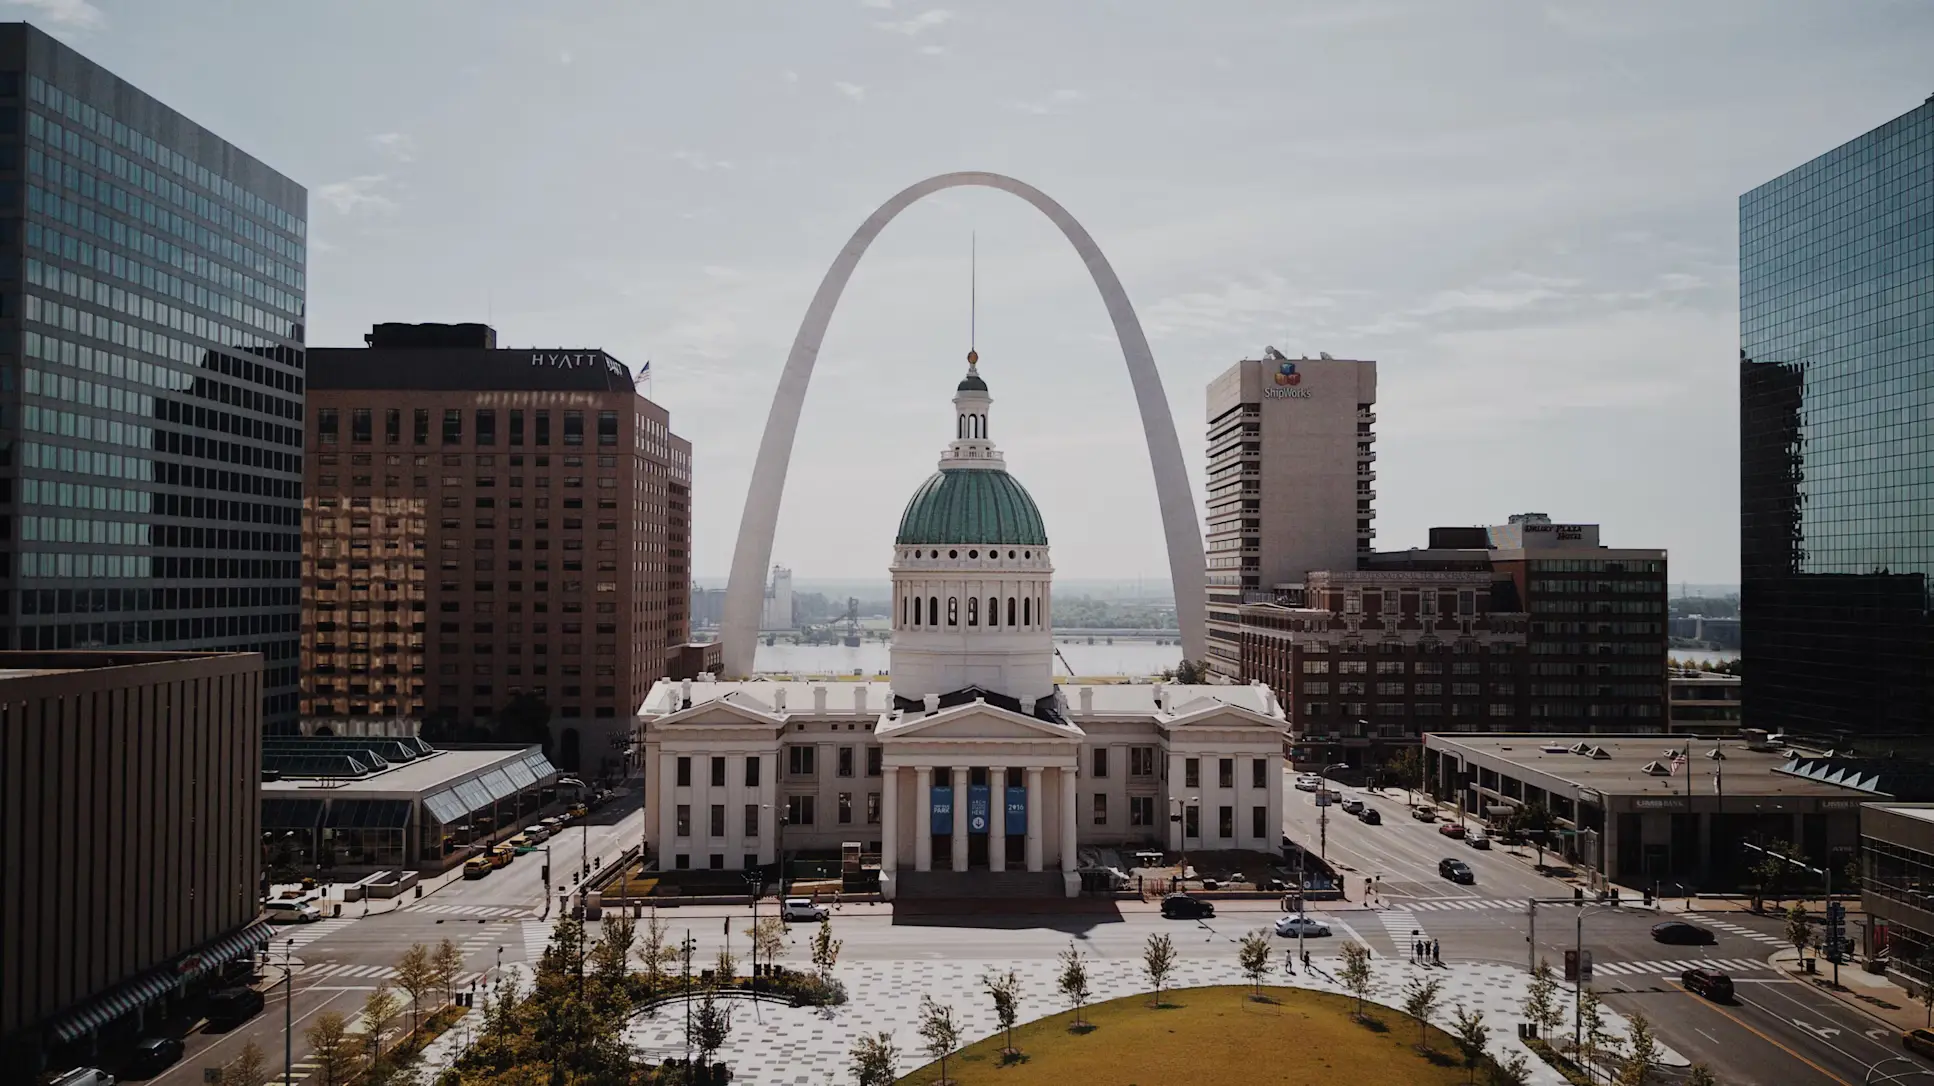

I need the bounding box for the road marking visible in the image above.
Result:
[1792,1019,1842,1040]
[1664,983,1854,1086]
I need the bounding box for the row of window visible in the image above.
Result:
[901,594,1041,629]
[317,408,619,447]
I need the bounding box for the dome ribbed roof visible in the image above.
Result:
[895,468,1047,546]
[956,371,988,392]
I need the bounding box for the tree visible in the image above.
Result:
[1523,958,1564,1041]
[392,943,438,1037]
[590,914,635,990]
[1387,745,1425,804]
[1685,1066,1718,1086]
[1143,932,1177,1007]
[637,911,677,993]
[1450,1004,1488,1084]
[849,1031,899,1086]
[1058,942,1091,1028]
[1752,840,1796,908]
[431,938,464,1005]
[1616,1010,1661,1086]
[810,916,842,981]
[690,985,732,1071]
[1238,929,1273,997]
[1920,965,1934,1028]
[713,945,739,984]
[1403,975,1445,1051]
[219,1040,269,1086]
[1339,941,1375,1020]
[982,969,1022,1058]
[305,1011,361,1086]
[917,995,962,1086]
[1488,1051,1533,1086]
[1519,802,1555,868]
[1166,659,1209,684]
[1578,988,1610,1080]
[747,915,788,968]
[1785,902,1813,965]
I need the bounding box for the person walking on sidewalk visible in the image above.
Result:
[1432,939,1441,965]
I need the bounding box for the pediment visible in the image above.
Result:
[655,694,786,729]
[1161,698,1286,731]
[881,702,1083,743]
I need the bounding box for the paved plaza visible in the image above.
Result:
[619,952,1685,1086]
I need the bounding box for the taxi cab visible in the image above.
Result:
[488,845,514,869]
[463,857,492,879]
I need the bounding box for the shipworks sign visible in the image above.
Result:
[1263,360,1312,399]
[530,352,628,379]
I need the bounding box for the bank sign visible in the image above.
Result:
[1263,360,1312,399]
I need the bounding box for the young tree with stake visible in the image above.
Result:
[918,995,962,1086]
[1616,1010,1661,1086]
[360,983,402,1069]
[1238,929,1273,998]
[1785,902,1813,966]
[392,943,438,1037]
[304,1011,361,1086]
[811,916,842,982]
[431,938,463,1005]
[1523,958,1564,1041]
[849,1031,899,1086]
[690,985,733,1072]
[1058,942,1091,1029]
[1403,975,1444,1051]
[637,911,677,994]
[1144,932,1177,1007]
[1450,1004,1488,1084]
[982,969,1022,1058]
[218,1040,269,1086]
[1339,941,1375,1020]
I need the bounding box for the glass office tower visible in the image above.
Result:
[0,24,307,727]
[1740,96,1934,739]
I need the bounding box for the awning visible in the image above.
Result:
[478,768,517,802]
[326,799,413,829]
[186,921,275,980]
[523,750,559,783]
[503,758,538,791]
[47,964,182,1045]
[424,788,467,826]
[453,778,494,814]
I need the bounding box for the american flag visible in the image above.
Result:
[1670,750,1687,775]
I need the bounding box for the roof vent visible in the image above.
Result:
[924,693,940,715]
[1642,760,1671,776]
[855,685,869,714]
[1569,742,1593,755]
[772,688,787,713]
[1589,746,1611,760]
[1542,745,1569,754]
[813,685,828,712]
[1080,686,1094,713]
[1020,696,1037,716]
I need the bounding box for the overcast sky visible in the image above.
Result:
[26,0,1933,587]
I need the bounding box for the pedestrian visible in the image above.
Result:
[1432,939,1441,964]
[1302,949,1312,970]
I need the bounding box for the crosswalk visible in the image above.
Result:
[411,902,535,919]
[1376,908,1426,947]
[521,919,552,962]
[299,961,486,985]
[1686,916,1787,945]
[268,917,357,953]
[1403,898,1528,913]
[1592,956,1770,977]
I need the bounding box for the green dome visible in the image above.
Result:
[895,468,1047,546]
[957,371,988,393]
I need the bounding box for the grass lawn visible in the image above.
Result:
[896,985,1473,1086]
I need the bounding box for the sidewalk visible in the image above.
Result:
[1769,948,1925,1035]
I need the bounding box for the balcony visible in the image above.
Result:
[1357,450,1377,463]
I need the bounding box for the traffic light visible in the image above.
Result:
[541,864,550,883]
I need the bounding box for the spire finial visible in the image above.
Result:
[969,231,977,366]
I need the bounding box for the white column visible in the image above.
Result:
[1025,767,1044,872]
[1060,765,1079,872]
[951,766,971,872]
[881,766,899,874]
[1167,752,1186,852]
[1266,753,1285,853]
[914,766,933,872]
[988,765,1007,872]
[757,753,776,865]
[659,751,679,859]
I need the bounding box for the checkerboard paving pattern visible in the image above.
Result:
[618,954,1685,1086]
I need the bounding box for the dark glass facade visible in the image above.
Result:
[1740,97,1934,739]
[0,25,307,728]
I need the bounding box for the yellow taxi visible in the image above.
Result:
[463,857,492,879]
[1905,1028,1934,1059]
[568,804,589,819]
[488,845,514,869]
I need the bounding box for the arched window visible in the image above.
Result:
[1007,596,1017,627]
[967,597,978,626]
[912,595,922,626]
[987,596,999,627]
[957,414,965,439]
[929,596,938,625]
[979,414,986,438]
[901,595,908,626]
[947,597,959,626]
[1023,597,1031,627]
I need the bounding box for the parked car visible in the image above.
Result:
[488,845,514,869]
[1161,894,1216,920]
[1681,967,1734,1002]
[1904,1028,1934,1059]
[568,803,590,819]
[205,987,265,1029]
[263,899,321,924]
[1294,774,1323,792]
[463,857,492,879]
[780,897,828,923]
[1437,822,1466,839]
[1357,807,1382,825]
[125,1037,183,1077]
[50,1069,114,1086]
[527,825,552,844]
[1465,830,1491,850]
[1438,858,1475,884]
[1340,798,1365,815]
[1651,921,1716,946]
[505,833,534,850]
[540,817,564,834]
[1411,805,1438,822]
[1274,914,1332,937]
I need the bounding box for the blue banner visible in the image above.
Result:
[930,785,953,836]
[1005,786,1027,836]
[968,785,991,835]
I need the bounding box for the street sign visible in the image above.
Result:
[1564,949,1593,982]
[1315,793,1332,807]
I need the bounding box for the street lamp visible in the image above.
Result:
[1170,795,1200,884]
[281,938,296,1086]
[1316,763,1349,861]
[761,803,792,897]
[558,777,589,884]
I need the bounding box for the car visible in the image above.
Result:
[1160,894,1216,920]
[1274,914,1332,937]
[463,857,492,879]
[1411,805,1438,822]
[205,987,265,1030]
[488,845,514,869]
[568,803,589,819]
[1340,798,1365,815]
[527,825,552,844]
[1466,831,1491,850]
[1651,921,1717,946]
[1438,822,1466,839]
[505,833,534,850]
[1681,967,1734,1002]
[50,1069,115,1086]
[125,1037,183,1077]
[540,817,564,834]
[263,899,321,924]
[1438,858,1475,884]
[780,897,828,923]
[1905,1028,1934,1059]
[1294,774,1323,792]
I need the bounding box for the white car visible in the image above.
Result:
[264,899,322,924]
[1294,774,1323,792]
[780,897,828,923]
[1274,914,1332,937]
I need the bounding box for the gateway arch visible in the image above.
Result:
[719,171,1206,677]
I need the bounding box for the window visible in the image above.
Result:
[1252,758,1267,789]
[510,409,525,446]
[351,408,372,443]
[675,854,690,870]
[535,410,551,446]
[744,756,761,787]
[1302,660,1330,674]
[866,747,882,776]
[1252,805,1267,840]
[442,409,462,445]
[1218,758,1234,788]
[1184,804,1200,839]
[477,409,497,445]
[1130,796,1155,827]
[413,408,429,444]
[1091,747,1109,777]
[709,804,725,838]
[744,804,758,836]
[967,597,978,626]
[675,804,691,837]
[1218,805,1234,840]
[385,408,401,444]
[1184,758,1200,788]
[838,792,853,824]
[947,597,958,625]
[1130,747,1156,777]
[676,756,691,787]
[866,792,881,824]
[710,756,726,787]
[564,410,584,445]
[786,794,815,825]
[317,407,338,443]
[598,410,618,446]
[787,745,815,775]
[709,854,724,870]
[838,746,855,777]
[1093,793,1108,825]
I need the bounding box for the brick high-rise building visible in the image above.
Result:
[304,323,692,780]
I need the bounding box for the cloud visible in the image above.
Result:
[874,8,953,35]
[1008,88,1086,115]
[670,149,735,171]
[1143,274,1343,339]
[860,0,893,6]
[369,132,415,163]
[558,48,574,65]
[834,81,867,102]
[314,176,397,215]
[919,44,946,55]
[782,69,799,84]
[6,0,105,30]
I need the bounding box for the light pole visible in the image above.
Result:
[281,938,295,1086]
[1170,795,1200,883]
[1742,839,1840,986]
[1316,763,1348,861]
[558,777,588,883]
[762,803,791,898]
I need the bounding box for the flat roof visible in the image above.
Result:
[261,746,540,797]
[640,679,1280,719]
[1427,734,1866,798]
[1871,804,1934,824]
